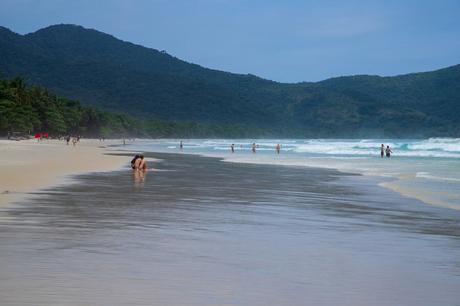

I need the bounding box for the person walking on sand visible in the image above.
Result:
[66,135,71,145]
[72,137,77,146]
[231,143,235,153]
[380,144,385,158]
[252,143,256,153]
[385,145,393,158]
[276,144,281,154]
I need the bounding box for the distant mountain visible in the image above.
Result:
[1,24,459,137]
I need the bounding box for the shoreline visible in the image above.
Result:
[0,139,130,206]
[2,137,457,212]
[117,141,460,211]
[219,154,460,211]
[1,151,458,305]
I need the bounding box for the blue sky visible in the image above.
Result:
[1,0,460,82]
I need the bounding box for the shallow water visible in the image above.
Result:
[1,153,460,306]
[123,138,460,210]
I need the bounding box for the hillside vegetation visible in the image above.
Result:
[0,78,262,138]
[1,24,459,137]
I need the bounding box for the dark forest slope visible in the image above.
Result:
[1,24,459,137]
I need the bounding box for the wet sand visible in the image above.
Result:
[1,153,459,306]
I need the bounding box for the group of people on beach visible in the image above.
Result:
[33,134,81,145]
[177,141,284,154]
[178,141,393,158]
[179,141,282,154]
[65,135,80,146]
[129,141,393,181]
[229,143,281,154]
[381,144,393,158]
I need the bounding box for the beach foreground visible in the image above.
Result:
[0,153,459,306]
[0,139,128,206]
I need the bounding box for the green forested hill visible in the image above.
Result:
[0,78,260,138]
[1,24,459,137]
[0,77,143,137]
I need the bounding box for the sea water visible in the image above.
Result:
[123,138,460,210]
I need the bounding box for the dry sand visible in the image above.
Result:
[0,139,129,205]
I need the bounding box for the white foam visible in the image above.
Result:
[122,138,460,210]
[416,172,460,182]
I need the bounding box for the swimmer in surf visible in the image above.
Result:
[385,145,393,158]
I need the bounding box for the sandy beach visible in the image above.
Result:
[0,139,129,206]
[1,152,459,305]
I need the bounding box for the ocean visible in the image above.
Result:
[124,138,460,210]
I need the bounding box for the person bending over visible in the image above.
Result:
[131,154,141,169]
[138,155,147,170]
[131,154,147,170]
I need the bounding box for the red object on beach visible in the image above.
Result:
[43,132,49,138]
[35,133,41,139]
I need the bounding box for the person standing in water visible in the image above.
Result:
[252,143,256,153]
[276,144,281,154]
[231,144,235,153]
[380,144,385,158]
[180,141,183,150]
[385,145,393,158]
